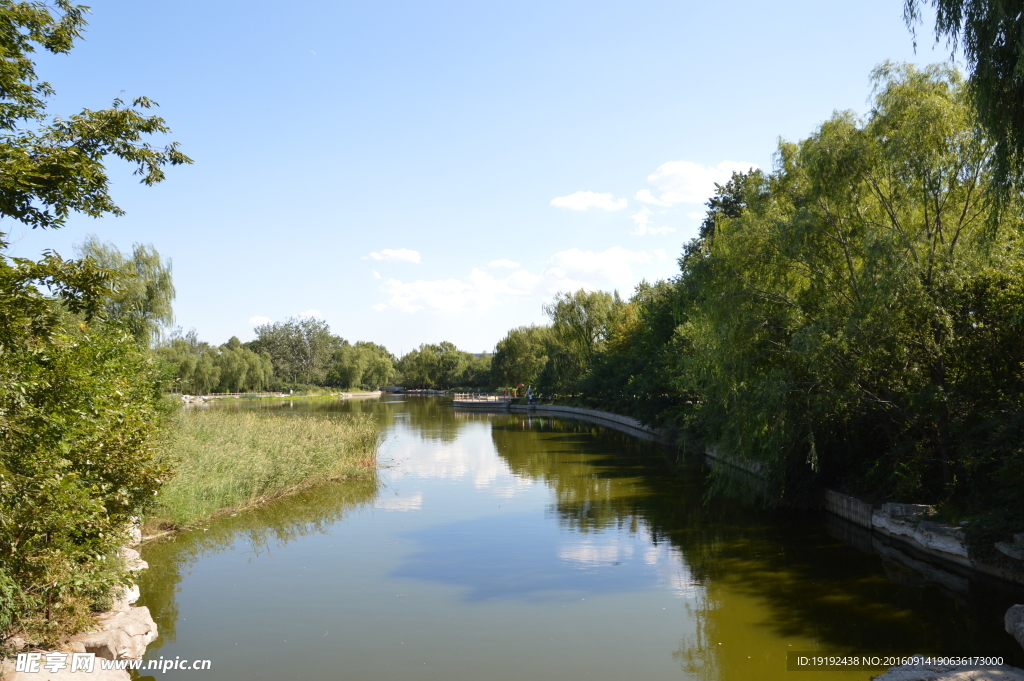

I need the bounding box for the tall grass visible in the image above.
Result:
[146,409,382,530]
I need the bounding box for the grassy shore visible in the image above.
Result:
[145,409,382,531]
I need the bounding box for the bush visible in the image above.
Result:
[0,255,168,646]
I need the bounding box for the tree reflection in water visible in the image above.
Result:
[488,415,1024,673]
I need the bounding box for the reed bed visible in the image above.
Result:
[146,409,382,530]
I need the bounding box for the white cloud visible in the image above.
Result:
[296,309,322,318]
[687,211,705,220]
[374,493,423,511]
[547,246,652,284]
[249,315,271,326]
[376,268,538,314]
[362,248,422,263]
[372,270,383,280]
[634,189,671,207]
[630,207,677,236]
[489,259,520,268]
[645,160,757,206]
[373,246,666,313]
[653,249,668,261]
[559,541,629,565]
[550,191,627,211]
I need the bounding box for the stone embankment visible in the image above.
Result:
[1,528,157,681]
[509,407,1024,589]
[508,403,665,442]
[821,490,1024,587]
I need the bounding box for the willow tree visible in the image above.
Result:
[540,289,622,392]
[905,0,1024,189]
[397,342,470,389]
[326,341,397,390]
[75,236,175,345]
[679,63,1024,510]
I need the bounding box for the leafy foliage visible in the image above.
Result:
[0,2,191,230]
[0,247,169,644]
[578,280,686,426]
[539,289,622,392]
[249,317,343,386]
[491,64,1024,548]
[905,0,1024,189]
[75,236,175,346]
[0,1,189,644]
[397,342,490,389]
[325,341,397,390]
[490,325,551,388]
[155,331,274,394]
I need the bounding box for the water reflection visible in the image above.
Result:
[488,414,1024,671]
[139,398,1024,681]
[137,476,378,649]
[391,512,695,602]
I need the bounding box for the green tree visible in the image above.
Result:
[397,342,473,389]
[541,289,622,392]
[75,235,175,345]
[0,1,189,644]
[155,332,274,394]
[0,263,168,643]
[491,325,551,387]
[905,0,1024,189]
[249,317,343,386]
[460,352,493,388]
[677,63,1024,511]
[0,3,190,232]
[580,280,685,424]
[326,342,396,390]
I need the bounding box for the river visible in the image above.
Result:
[135,396,1024,680]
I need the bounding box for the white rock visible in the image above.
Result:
[1007,605,1024,651]
[126,523,142,548]
[68,606,157,661]
[871,508,968,560]
[120,548,148,572]
[109,583,141,613]
[998,543,1024,561]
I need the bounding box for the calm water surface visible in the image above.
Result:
[136,396,1024,680]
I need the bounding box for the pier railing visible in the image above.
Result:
[452,393,510,402]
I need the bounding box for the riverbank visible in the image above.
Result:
[1,529,157,681]
[507,402,665,442]
[506,402,1024,678]
[541,399,1024,589]
[509,402,1024,585]
[144,409,382,532]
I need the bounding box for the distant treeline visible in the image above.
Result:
[156,317,493,393]
[491,64,1024,550]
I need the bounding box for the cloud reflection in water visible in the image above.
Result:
[390,513,696,602]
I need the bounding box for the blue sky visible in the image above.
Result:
[6,0,949,355]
